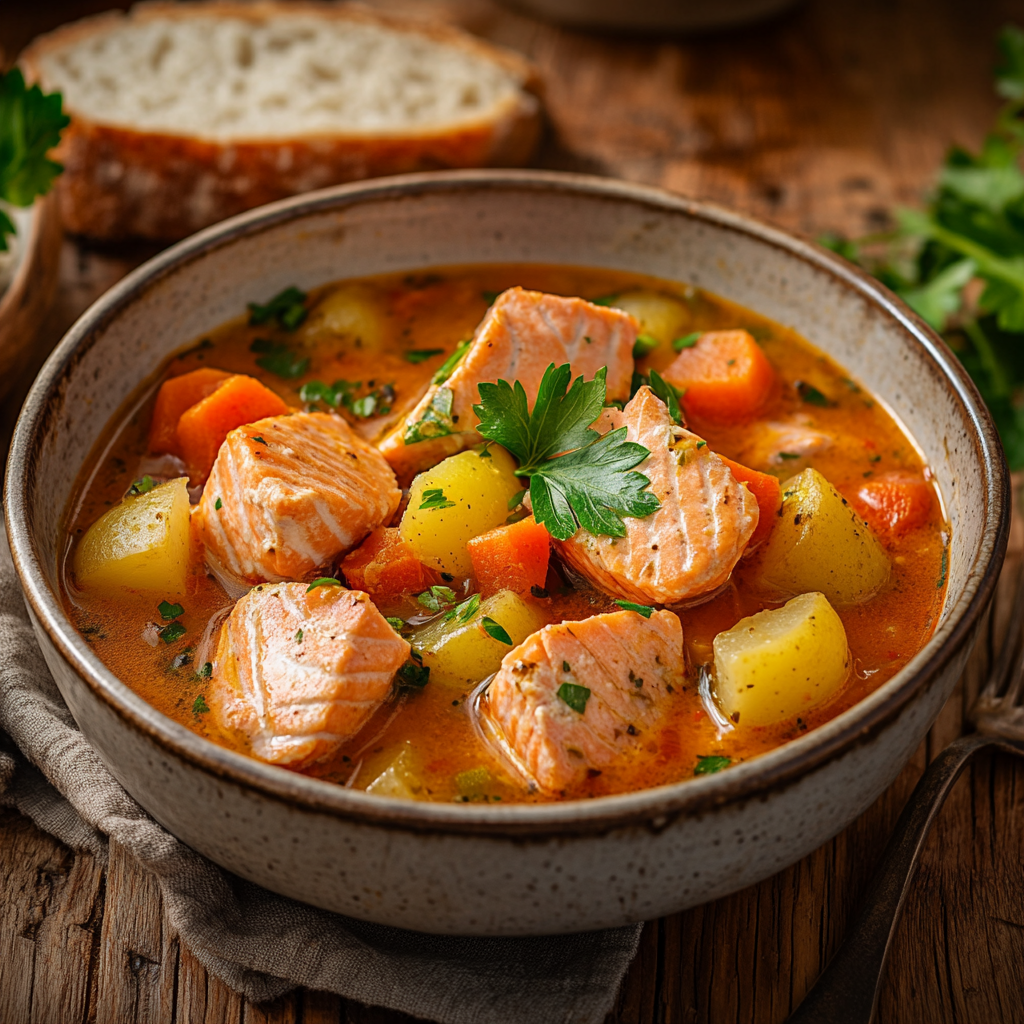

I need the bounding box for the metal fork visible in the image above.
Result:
[788,561,1024,1024]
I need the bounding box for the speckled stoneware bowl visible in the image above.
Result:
[5,171,1009,935]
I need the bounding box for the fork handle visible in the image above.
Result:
[788,733,1024,1024]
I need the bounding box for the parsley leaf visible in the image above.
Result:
[633,333,659,359]
[405,387,455,444]
[247,286,308,330]
[306,577,342,592]
[431,340,471,385]
[557,682,591,713]
[192,694,210,715]
[0,69,69,250]
[405,348,444,364]
[694,755,730,775]
[129,475,155,495]
[416,585,457,613]
[481,616,512,644]
[158,601,184,620]
[796,381,832,407]
[419,487,456,510]
[300,378,393,418]
[446,593,480,623]
[250,337,309,379]
[159,621,186,644]
[397,662,430,689]
[474,363,659,541]
[615,600,654,618]
[648,368,684,424]
[673,332,701,351]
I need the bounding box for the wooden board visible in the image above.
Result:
[2,0,1024,1021]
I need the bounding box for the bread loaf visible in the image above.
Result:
[20,2,542,240]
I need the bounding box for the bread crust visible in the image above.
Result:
[20,1,543,241]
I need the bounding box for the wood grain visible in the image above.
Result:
[3,0,1024,1021]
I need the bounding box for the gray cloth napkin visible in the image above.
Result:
[0,525,641,1023]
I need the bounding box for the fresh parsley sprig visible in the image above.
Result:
[473,363,661,542]
[0,69,69,251]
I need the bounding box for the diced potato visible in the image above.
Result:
[365,742,422,800]
[608,289,692,346]
[412,589,547,690]
[755,468,890,606]
[455,766,492,799]
[400,446,522,575]
[73,478,190,597]
[713,592,850,726]
[300,282,385,350]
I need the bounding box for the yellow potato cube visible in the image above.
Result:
[755,468,890,606]
[713,591,850,726]
[400,446,522,575]
[609,289,692,346]
[73,478,191,597]
[413,589,547,690]
[300,282,385,350]
[365,742,422,799]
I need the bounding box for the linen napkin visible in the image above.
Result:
[0,522,641,1023]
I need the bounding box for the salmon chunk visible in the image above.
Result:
[208,582,410,767]
[554,386,758,605]
[378,287,637,480]
[193,411,401,589]
[480,609,684,794]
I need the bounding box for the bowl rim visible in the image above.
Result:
[4,169,1010,837]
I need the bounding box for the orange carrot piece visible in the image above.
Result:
[149,368,233,455]
[341,527,436,603]
[850,472,935,540]
[718,455,782,549]
[176,374,289,484]
[468,515,550,597]
[663,330,775,423]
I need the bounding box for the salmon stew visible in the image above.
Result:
[61,265,948,803]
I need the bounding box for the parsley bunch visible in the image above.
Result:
[0,68,69,251]
[474,363,660,541]
[825,26,1024,466]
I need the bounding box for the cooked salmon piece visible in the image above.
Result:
[553,386,758,605]
[208,582,409,767]
[378,287,637,480]
[480,609,684,794]
[193,411,401,590]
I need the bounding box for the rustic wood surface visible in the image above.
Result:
[3,0,1024,1021]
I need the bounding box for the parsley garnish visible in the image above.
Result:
[405,348,444,364]
[416,585,458,613]
[129,475,155,495]
[673,332,701,352]
[557,682,591,713]
[247,286,308,330]
[419,488,456,511]
[397,662,430,689]
[431,340,471,385]
[778,451,801,460]
[615,600,654,618]
[306,577,342,592]
[405,387,455,444]
[446,593,480,624]
[694,755,731,775]
[215,497,223,510]
[482,290,501,304]
[198,662,213,678]
[633,334,659,359]
[474,363,660,541]
[386,616,405,631]
[299,378,393,418]
[159,621,186,644]
[648,368,684,425]
[192,694,210,714]
[250,435,267,445]
[0,69,69,250]
[295,629,304,643]
[796,381,832,407]
[250,337,309,379]
[481,617,513,644]
[591,294,619,307]
[158,601,184,620]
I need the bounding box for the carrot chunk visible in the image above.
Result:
[849,472,935,540]
[176,374,289,484]
[341,527,437,604]
[663,330,775,422]
[468,515,550,597]
[149,368,233,455]
[718,455,782,549]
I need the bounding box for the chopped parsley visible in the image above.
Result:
[386,617,405,631]
[295,629,304,643]
[250,337,309,379]
[694,755,731,775]
[419,487,456,511]
[299,378,394,418]
[128,475,156,495]
[508,488,527,510]
[0,69,69,250]
[446,593,480,624]
[404,348,445,364]
[633,333,660,359]
[615,600,654,618]
[562,660,572,673]
[481,617,512,645]
[250,435,267,445]
[416,585,457,613]
[796,381,832,407]
[778,451,801,460]
[247,286,308,330]
[159,621,186,644]
[397,662,430,689]
[590,293,619,307]
[192,694,210,714]
[306,577,342,592]
[648,368,684,425]
[198,662,213,678]
[215,497,223,510]
[557,682,591,714]
[158,601,184,620]
[473,363,660,541]
[431,340,472,386]
[405,387,455,444]
[673,332,701,351]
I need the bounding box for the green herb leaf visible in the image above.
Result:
[0,69,69,249]
[404,348,445,364]
[633,333,660,359]
[158,600,184,620]
[431,340,471,385]
[778,451,801,460]
[397,661,430,689]
[556,682,591,713]
[215,497,223,510]
[386,616,405,631]
[615,600,654,618]
[796,381,832,407]
[508,488,527,510]
[590,294,619,307]
[250,435,267,445]
[419,487,456,510]
[159,621,186,644]
[446,593,480,624]
[295,629,304,643]
[192,694,210,714]
[482,290,501,304]
[405,387,455,444]
[250,337,309,379]
[306,577,342,592]
[198,662,212,678]
[416,585,457,613]
[481,617,513,644]
[648,368,684,425]
[247,286,308,330]
[694,754,730,775]
[129,475,155,495]
[672,332,701,352]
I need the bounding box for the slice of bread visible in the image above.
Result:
[20,1,542,240]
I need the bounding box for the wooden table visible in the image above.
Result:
[3,1,1024,1020]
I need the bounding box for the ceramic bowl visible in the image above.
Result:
[4,171,1008,935]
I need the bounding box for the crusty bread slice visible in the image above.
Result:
[20,1,542,240]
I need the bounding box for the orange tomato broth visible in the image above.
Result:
[60,264,948,804]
